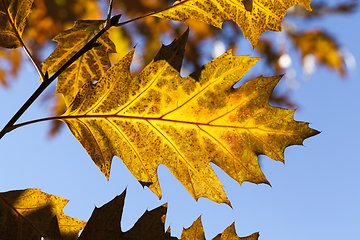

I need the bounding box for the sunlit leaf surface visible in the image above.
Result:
[154,0,312,47]
[42,20,116,105]
[61,30,319,204]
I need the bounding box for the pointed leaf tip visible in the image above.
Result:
[111,14,122,26]
[181,217,259,239]
[79,188,175,239]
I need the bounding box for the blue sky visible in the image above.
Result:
[0,1,359,239]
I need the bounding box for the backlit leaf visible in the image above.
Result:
[42,20,116,106]
[180,217,259,239]
[61,30,319,204]
[79,189,176,239]
[0,0,33,48]
[154,0,312,47]
[0,189,86,240]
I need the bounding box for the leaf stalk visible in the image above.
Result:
[115,0,190,27]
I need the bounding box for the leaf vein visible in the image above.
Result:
[198,125,254,178]
[146,119,198,197]
[106,118,152,182]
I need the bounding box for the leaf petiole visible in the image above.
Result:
[22,43,46,82]
[115,0,191,27]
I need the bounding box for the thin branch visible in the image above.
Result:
[3,2,46,81]
[104,0,114,29]
[116,0,191,27]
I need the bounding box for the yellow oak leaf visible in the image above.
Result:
[42,20,116,106]
[154,0,312,47]
[180,217,259,239]
[291,29,345,76]
[60,30,319,204]
[0,189,86,239]
[0,0,33,48]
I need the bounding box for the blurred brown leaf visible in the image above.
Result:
[287,0,358,18]
[291,29,345,76]
[270,91,297,109]
[255,39,282,73]
[0,48,21,87]
[24,0,103,63]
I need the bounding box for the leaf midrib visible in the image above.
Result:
[61,114,306,137]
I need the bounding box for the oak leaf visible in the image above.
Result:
[60,30,319,204]
[154,0,312,47]
[42,20,116,106]
[0,189,86,240]
[79,189,176,239]
[0,0,33,48]
[180,217,259,240]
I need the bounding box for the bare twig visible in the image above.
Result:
[116,0,190,27]
[104,0,114,30]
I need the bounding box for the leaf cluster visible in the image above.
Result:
[0,0,335,238]
[0,1,352,137]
